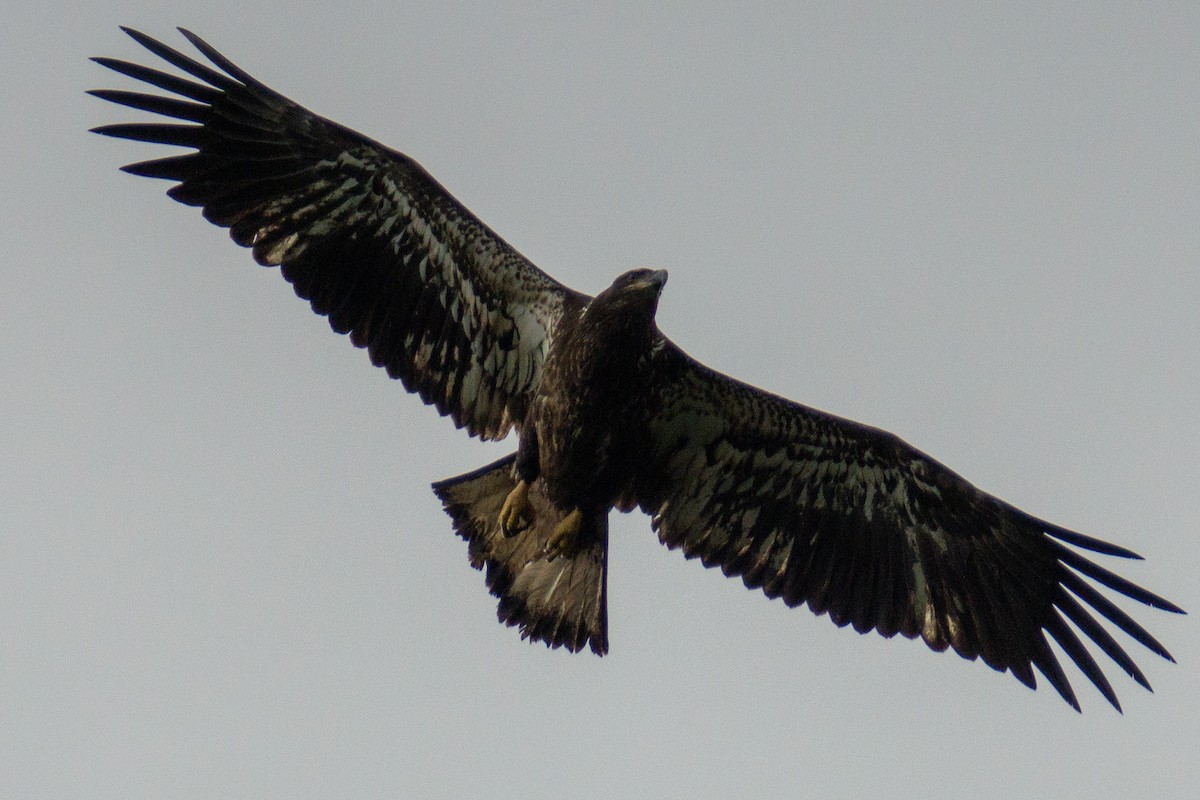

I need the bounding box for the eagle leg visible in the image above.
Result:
[499,480,532,536]
[544,508,584,560]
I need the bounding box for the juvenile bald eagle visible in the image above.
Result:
[91,27,1182,711]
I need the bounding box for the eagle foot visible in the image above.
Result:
[544,508,583,561]
[499,480,532,536]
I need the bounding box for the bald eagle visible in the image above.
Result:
[91,27,1182,711]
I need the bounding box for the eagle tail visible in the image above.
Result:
[432,455,609,655]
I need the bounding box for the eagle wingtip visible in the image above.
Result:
[119,26,157,49]
[176,28,204,49]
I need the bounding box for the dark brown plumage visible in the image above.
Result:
[92,27,1182,711]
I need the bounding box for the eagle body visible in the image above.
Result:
[521,269,666,514]
[91,27,1182,711]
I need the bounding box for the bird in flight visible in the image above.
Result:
[91,27,1182,712]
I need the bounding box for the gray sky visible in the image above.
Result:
[5,2,1198,798]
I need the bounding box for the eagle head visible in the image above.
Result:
[597,268,668,310]
[581,268,668,344]
[613,268,669,293]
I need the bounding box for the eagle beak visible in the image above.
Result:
[649,269,669,289]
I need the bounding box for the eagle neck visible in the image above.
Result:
[571,302,658,385]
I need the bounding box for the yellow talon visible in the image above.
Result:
[499,480,532,535]
[544,508,583,560]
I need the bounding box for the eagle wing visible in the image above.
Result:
[636,341,1182,711]
[90,28,586,440]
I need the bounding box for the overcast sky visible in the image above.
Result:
[4,2,1198,798]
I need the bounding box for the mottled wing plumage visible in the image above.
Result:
[637,342,1182,710]
[91,28,585,439]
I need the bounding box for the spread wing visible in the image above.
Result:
[90,27,587,440]
[636,342,1183,711]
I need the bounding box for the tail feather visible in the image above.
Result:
[432,455,609,655]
